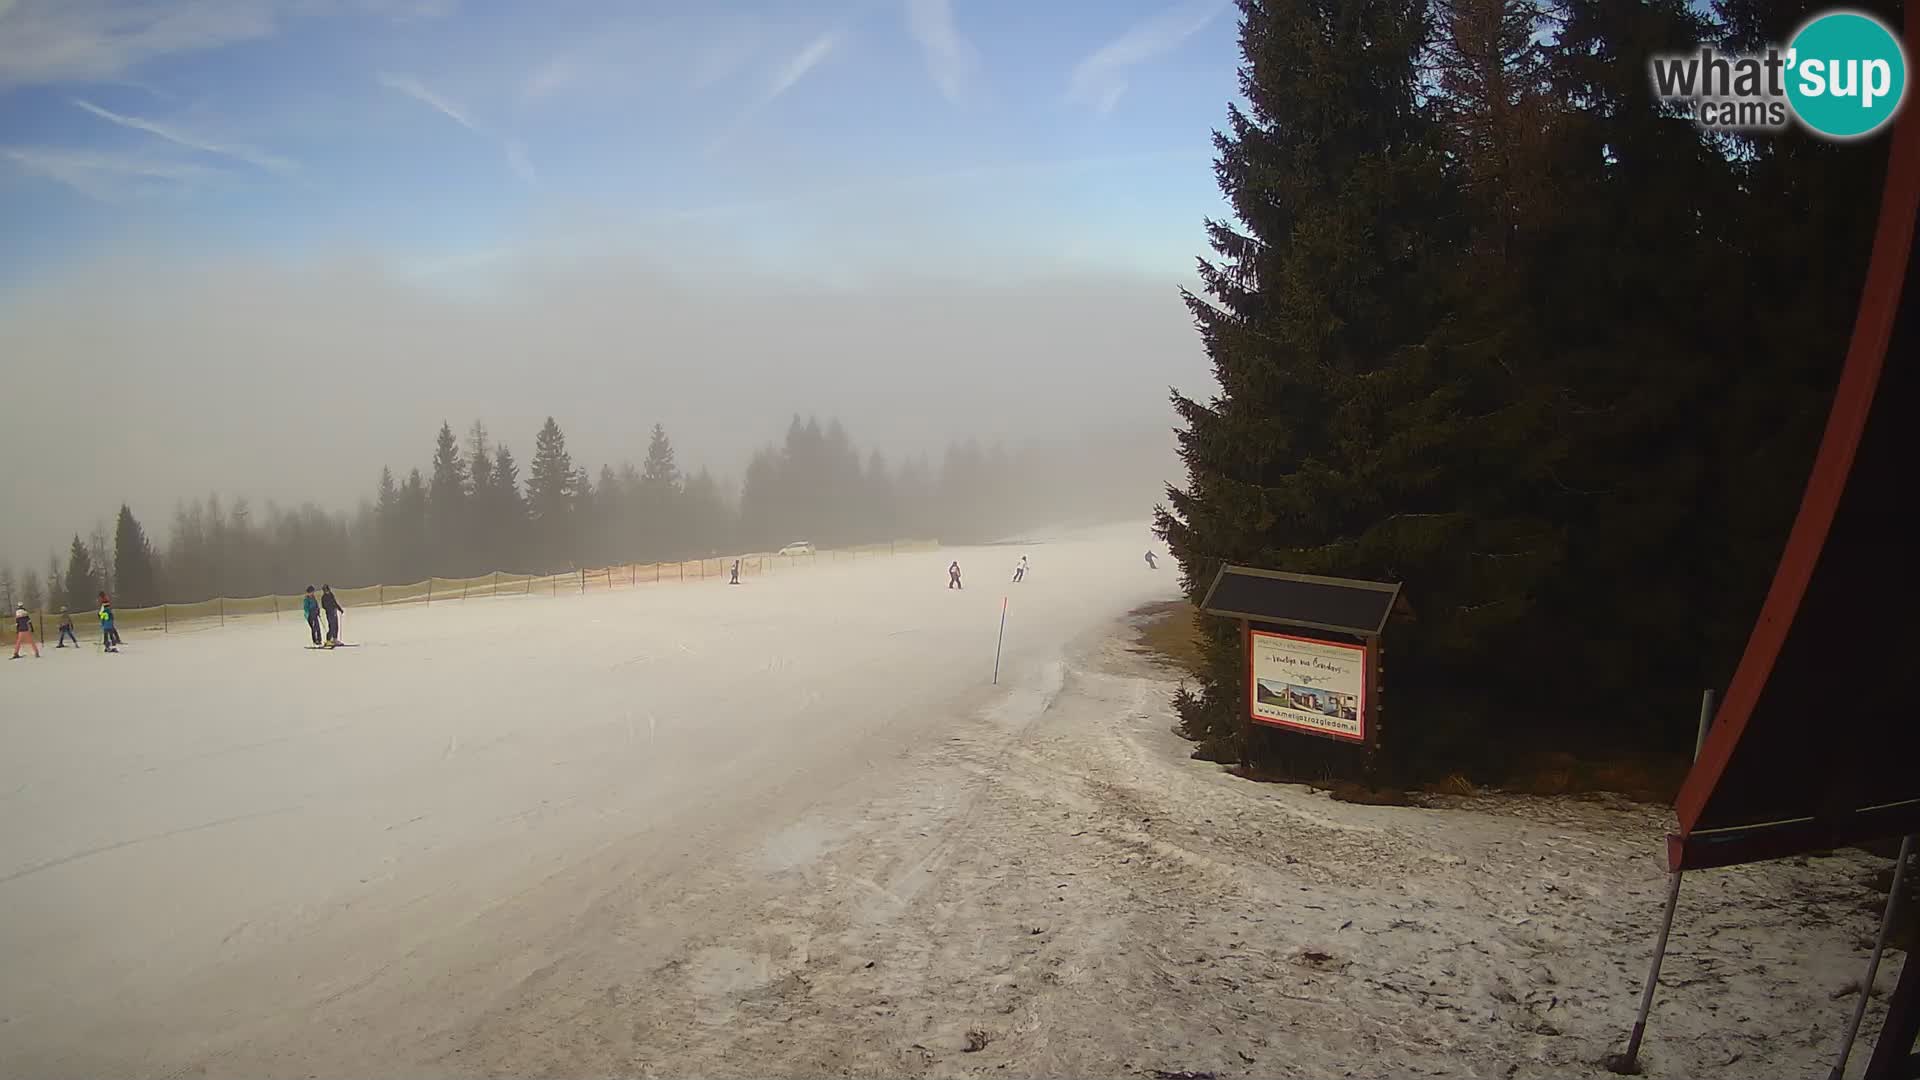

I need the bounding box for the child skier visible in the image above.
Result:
[1144,550,1158,570]
[948,561,963,590]
[320,585,343,647]
[302,586,323,646]
[56,612,78,647]
[97,592,119,653]
[729,559,741,585]
[12,606,39,658]
[1011,555,1029,583]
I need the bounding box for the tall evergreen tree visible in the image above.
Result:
[63,535,99,614]
[428,421,469,568]
[492,443,527,569]
[112,504,159,607]
[526,417,577,568]
[1156,0,1472,776]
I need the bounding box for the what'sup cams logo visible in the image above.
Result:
[1650,9,1908,140]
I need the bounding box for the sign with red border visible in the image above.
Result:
[1247,629,1368,743]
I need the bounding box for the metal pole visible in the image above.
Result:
[1610,688,1718,1076]
[219,597,225,627]
[1693,689,1716,761]
[1830,834,1916,1080]
[162,604,168,633]
[1612,872,1684,1073]
[992,597,1008,685]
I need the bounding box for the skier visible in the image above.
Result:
[1144,550,1158,570]
[948,561,963,590]
[302,585,323,647]
[729,559,741,586]
[12,606,39,659]
[56,612,78,648]
[1011,555,1029,583]
[97,592,119,652]
[320,585,344,647]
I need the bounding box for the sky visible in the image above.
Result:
[0,0,1239,566]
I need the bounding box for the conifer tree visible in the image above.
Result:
[112,504,159,607]
[1156,0,1465,775]
[428,421,469,568]
[63,535,99,614]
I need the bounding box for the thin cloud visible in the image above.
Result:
[904,0,975,104]
[71,98,298,174]
[2,145,215,201]
[376,72,480,132]
[765,30,840,104]
[1067,0,1225,115]
[378,71,536,186]
[707,30,842,156]
[0,0,456,90]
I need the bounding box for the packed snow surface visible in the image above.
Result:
[0,525,1900,1078]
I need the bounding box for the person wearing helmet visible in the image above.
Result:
[97,592,119,653]
[12,606,39,659]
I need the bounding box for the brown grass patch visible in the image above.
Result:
[1498,751,1688,804]
[1129,600,1204,675]
[1325,780,1415,807]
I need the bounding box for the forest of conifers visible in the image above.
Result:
[7,415,1169,615]
[1156,0,1895,779]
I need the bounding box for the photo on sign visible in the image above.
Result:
[1248,630,1367,742]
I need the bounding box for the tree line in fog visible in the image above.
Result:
[3,415,1169,612]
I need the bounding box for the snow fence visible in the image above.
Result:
[22,539,941,639]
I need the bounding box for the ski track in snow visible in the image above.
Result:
[0,524,1900,1079]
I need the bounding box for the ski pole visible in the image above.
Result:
[993,596,1008,685]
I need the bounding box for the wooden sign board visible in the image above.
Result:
[1201,565,1400,748]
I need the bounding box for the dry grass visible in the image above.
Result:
[1324,780,1415,807]
[1497,751,1688,804]
[1128,601,1204,676]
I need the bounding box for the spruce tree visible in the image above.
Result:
[112,504,160,607]
[526,417,576,568]
[428,421,469,568]
[63,535,99,614]
[492,443,527,569]
[640,423,682,556]
[1156,0,1466,776]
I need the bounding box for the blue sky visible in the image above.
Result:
[0,0,1239,287]
[0,0,1237,565]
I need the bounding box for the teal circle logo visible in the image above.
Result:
[1786,11,1907,139]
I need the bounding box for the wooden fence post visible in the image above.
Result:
[219,598,225,627]
[428,580,433,604]
[379,585,385,606]
[162,604,169,633]
[273,596,279,622]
